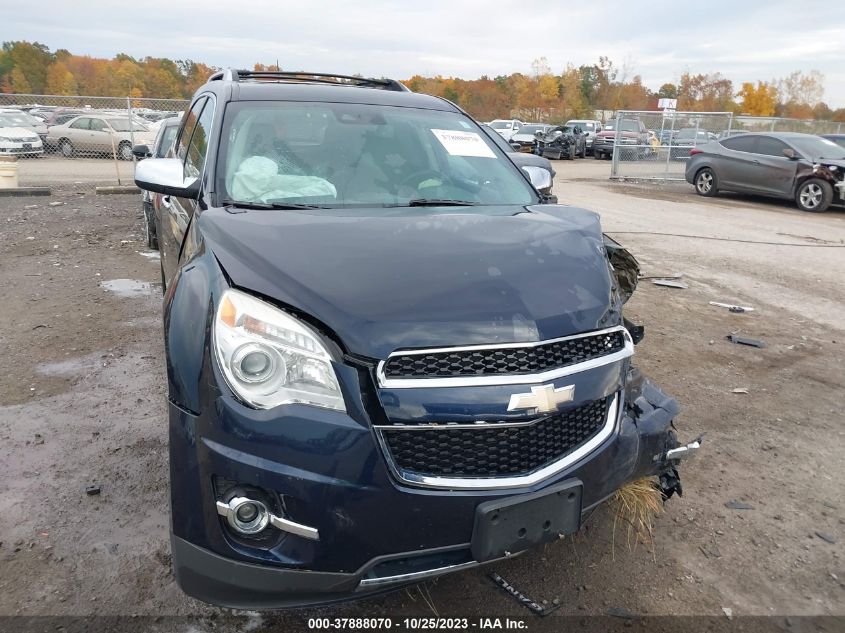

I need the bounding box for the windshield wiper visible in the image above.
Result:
[221,199,326,211]
[407,199,479,207]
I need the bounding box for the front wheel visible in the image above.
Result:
[594,151,602,160]
[59,139,74,158]
[694,167,718,197]
[795,178,832,213]
[119,141,133,161]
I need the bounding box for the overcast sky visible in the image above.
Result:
[2,0,843,106]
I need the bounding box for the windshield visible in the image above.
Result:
[481,125,516,153]
[790,136,845,161]
[0,112,40,127]
[489,121,511,129]
[0,115,20,128]
[106,119,148,132]
[677,129,708,140]
[218,102,536,209]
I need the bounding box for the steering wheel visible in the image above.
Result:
[399,169,479,194]
[399,169,446,190]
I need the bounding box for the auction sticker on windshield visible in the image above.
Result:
[431,129,496,158]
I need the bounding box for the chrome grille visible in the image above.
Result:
[380,398,609,479]
[382,330,626,380]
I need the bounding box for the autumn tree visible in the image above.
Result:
[657,83,678,99]
[45,61,77,95]
[737,81,777,116]
[560,65,586,119]
[7,67,32,93]
[678,72,735,112]
[1,41,52,93]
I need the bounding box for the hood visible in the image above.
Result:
[0,127,40,140]
[511,135,534,143]
[817,158,845,170]
[201,205,618,359]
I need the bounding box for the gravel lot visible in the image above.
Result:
[1,160,843,630]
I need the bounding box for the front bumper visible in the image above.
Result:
[0,141,43,155]
[170,362,683,608]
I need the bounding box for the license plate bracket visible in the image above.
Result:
[471,479,582,562]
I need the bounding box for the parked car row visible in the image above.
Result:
[0,105,176,159]
[488,118,603,157]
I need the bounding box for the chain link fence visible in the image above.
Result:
[608,110,734,180]
[608,111,844,181]
[0,93,188,190]
[733,115,842,135]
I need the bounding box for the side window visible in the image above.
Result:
[176,97,206,163]
[185,99,214,178]
[156,124,180,158]
[756,136,789,157]
[69,118,89,130]
[721,136,757,153]
[89,118,106,132]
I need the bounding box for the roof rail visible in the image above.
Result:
[207,69,409,92]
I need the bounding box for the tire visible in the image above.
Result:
[795,178,833,213]
[59,139,74,158]
[594,151,602,160]
[143,202,159,250]
[694,167,718,197]
[119,141,133,161]
[159,261,167,294]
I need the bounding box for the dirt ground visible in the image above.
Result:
[0,162,843,630]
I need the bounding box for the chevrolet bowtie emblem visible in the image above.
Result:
[507,384,575,413]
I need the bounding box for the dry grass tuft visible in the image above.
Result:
[611,477,664,559]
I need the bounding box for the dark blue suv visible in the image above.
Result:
[135,70,695,609]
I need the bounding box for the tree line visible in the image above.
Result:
[1,42,841,123]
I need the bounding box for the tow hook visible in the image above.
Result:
[654,436,702,463]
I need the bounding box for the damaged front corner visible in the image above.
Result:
[623,367,696,500]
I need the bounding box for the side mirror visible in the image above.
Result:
[132,144,151,159]
[782,148,797,159]
[522,165,553,193]
[134,157,200,198]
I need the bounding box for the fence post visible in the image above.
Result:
[610,111,621,178]
[665,111,676,178]
[126,96,137,166]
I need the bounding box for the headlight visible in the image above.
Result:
[214,288,346,412]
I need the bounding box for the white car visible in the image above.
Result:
[0,109,48,145]
[488,118,525,141]
[46,115,155,160]
[564,119,602,154]
[0,114,44,157]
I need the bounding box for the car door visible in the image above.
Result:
[160,96,213,283]
[750,135,800,196]
[87,118,110,153]
[715,135,761,191]
[66,117,90,146]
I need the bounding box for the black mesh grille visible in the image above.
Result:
[383,331,625,379]
[381,399,609,478]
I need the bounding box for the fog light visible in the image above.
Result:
[217,496,270,534]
